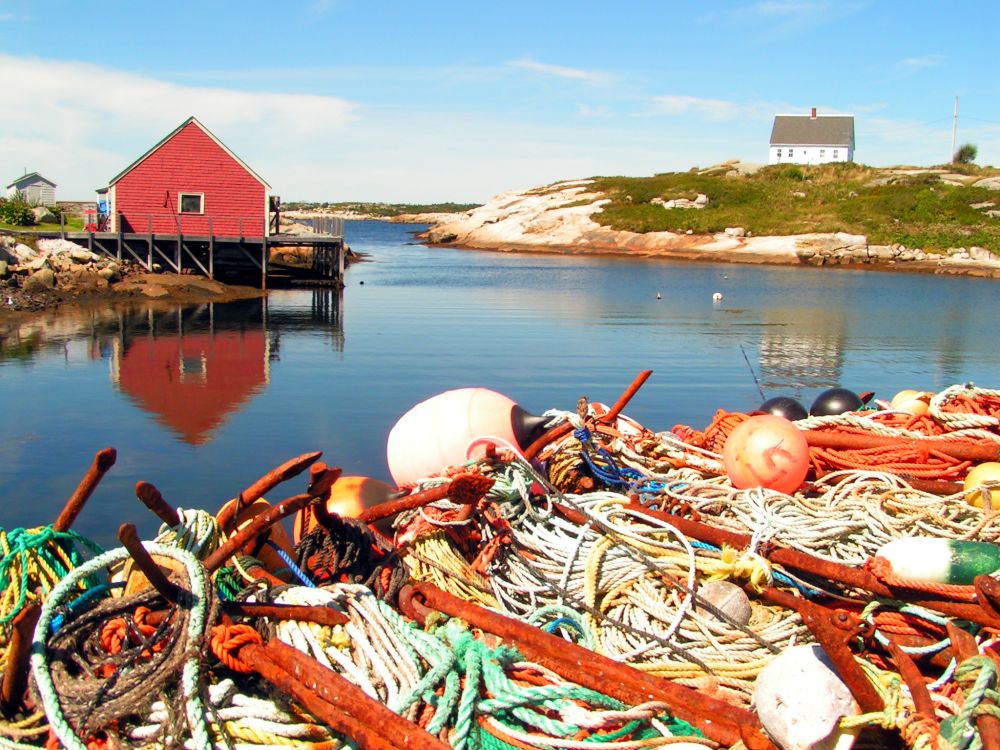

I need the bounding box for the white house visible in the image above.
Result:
[769,109,855,165]
[5,172,57,205]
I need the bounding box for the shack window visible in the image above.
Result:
[178,193,204,214]
[776,148,782,159]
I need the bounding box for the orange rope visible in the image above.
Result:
[865,556,978,602]
[210,623,262,673]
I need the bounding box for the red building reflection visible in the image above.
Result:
[111,307,270,445]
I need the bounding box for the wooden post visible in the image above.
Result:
[337,241,344,278]
[147,215,153,272]
[262,237,268,290]
[208,217,214,279]
[59,212,65,240]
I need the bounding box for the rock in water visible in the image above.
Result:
[754,645,860,750]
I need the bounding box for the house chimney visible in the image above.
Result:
[810,107,817,119]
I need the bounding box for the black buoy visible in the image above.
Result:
[758,396,808,422]
[809,387,864,417]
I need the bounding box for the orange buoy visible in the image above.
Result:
[387,388,545,486]
[889,389,931,416]
[215,498,296,577]
[292,475,396,543]
[722,414,810,494]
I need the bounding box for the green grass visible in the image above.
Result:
[590,163,1000,252]
[283,201,480,216]
[0,217,85,232]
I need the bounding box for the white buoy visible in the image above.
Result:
[875,537,1000,584]
[712,292,723,302]
[754,645,861,750]
[656,292,661,299]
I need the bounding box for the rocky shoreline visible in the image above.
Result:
[419,179,1000,279]
[0,235,263,317]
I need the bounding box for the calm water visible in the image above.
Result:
[2,219,998,546]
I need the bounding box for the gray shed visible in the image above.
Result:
[5,172,57,206]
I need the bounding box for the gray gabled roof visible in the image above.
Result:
[6,172,57,190]
[770,115,854,147]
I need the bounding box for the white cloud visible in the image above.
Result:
[647,95,785,121]
[507,58,613,86]
[0,55,357,197]
[898,54,945,69]
[576,103,613,118]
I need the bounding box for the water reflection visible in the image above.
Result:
[0,288,344,445]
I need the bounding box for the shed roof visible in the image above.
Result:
[6,172,57,190]
[769,115,854,146]
[106,116,271,190]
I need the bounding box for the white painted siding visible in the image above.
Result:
[769,144,853,165]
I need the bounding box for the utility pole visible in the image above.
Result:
[951,95,959,163]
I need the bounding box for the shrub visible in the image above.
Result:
[782,165,806,181]
[954,143,978,164]
[0,197,34,226]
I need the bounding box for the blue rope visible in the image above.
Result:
[49,581,123,634]
[265,539,316,587]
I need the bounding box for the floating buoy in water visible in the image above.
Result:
[809,387,863,416]
[712,292,723,301]
[965,462,1000,509]
[293,475,396,543]
[722,414,809,494]
[875,537,1000,584]
[889,388,930,416]
[656,292,662,299]
[387,388,546,486]
[758,396,808,422]
[754,645,861,750]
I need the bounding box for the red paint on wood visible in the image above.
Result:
[112,120,267,237]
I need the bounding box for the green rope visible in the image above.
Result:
[0,526,103,625]
[944,655,1000,750]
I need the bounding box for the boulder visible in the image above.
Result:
[754,644,860,750]
[724,227,746,238]
[0,261,7,278]
[13,243,39,263]
[868,245,894,260]
[98,264,120,281]
[24,268,55,290]
[970,247,997,262]
[32,206,58,224]
[69,247,100,264]
[694,193,710,206]
[25,257,49,271]
[973,177,1000,191]
[141,284,169,299]
[970,201,995,210]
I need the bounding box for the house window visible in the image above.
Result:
[178,193,204,214]
[788,149,793,158]
[833,149,840,159]
[776,148,782,159]
[820,149,826,158]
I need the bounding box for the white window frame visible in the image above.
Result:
[833,149,840,159]
[178,192,205,215]
[776,148,782,159]
[788,148,794,158]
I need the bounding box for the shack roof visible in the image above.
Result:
[105,116,271,190]
[6,172,57,190]
[769,115,855,146]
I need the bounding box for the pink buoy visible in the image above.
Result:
[722,414,809,494]
[388,388,539,486]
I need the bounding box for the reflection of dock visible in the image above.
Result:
[104,289,344,444]
[756,310,846,390]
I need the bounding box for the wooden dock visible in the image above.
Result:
[28,213,346,288]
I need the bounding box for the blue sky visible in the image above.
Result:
[2,1,997,202]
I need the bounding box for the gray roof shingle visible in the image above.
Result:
[770,115,854,147]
